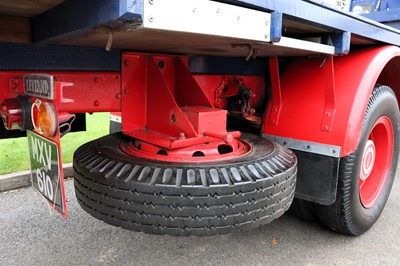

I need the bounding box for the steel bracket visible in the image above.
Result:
[321,55,336,132]
[268,56,282,126]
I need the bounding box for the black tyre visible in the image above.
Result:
[73,133,297,236]
[316,85,400,236]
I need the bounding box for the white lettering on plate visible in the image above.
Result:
[36,169,54,200]
[32,137,52,171]
[26,79,49,95]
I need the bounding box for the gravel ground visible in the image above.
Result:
[1,173,399,265]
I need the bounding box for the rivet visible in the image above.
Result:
[124,89,129,95]
[124,60,129,67]
[192,7,196,13]
[157,60,165,69]
[216,8,220,13]
[179,133,186,139]
[265,34,269,39]
[149,0,154,4]
[149,16,154,22]
[116,93,121,99]
[237,15,241,20]
[94,100,99,107]
[93,77,99,83]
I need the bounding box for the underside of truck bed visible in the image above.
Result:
[1,0,400,58]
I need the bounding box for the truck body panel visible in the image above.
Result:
[264,45,400,157]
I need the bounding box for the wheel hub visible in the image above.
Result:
[360,140,376,181]
[121,138,252,162]
[359,116,394,208]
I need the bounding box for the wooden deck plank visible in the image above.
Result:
[0,15,31,43]
[0,0,64,17]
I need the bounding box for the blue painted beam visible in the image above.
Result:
[32,0,400,53]
[222,0,400,46]
[33,0,143,43]
[0,43,121,71]
[189,56,267,75]
[329,32,351,55]
[363,9,400,23]
[270,12,282,43]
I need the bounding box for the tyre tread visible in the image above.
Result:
[73,133,297,236]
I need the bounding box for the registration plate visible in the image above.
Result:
[27,130,68,218]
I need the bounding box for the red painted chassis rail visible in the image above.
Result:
[0,71,121,114]
[0,54,266,158]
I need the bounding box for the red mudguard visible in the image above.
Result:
[263,46,400,157]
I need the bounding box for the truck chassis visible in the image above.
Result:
[1,0,400,236]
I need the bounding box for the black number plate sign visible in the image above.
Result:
[27,131,67,217]
[24,74,54,100]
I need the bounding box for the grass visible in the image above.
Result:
[0,113,109,175]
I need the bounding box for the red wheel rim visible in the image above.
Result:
[121,138,252,163]
[359,116,394,208]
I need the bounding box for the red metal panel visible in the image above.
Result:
[146,56,197,138]
[121,53,197,141]
[320,55,336,132]
[174,59,212,107]
[121,54,147,131]
[181,106,227,135]
[268,56,282,126]
[0,71,121,113]
[56,73,121,113]
[121,53,241,150]
[263,46,400,157]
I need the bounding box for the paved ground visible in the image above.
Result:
[1,174,400,265]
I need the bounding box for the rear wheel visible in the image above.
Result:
[73,133,297,236]
[316,85,400,235]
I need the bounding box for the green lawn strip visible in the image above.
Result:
[0,113,109,175]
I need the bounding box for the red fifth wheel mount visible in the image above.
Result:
[73,53,297,236]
